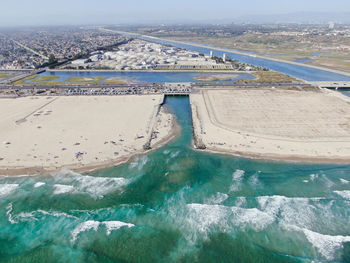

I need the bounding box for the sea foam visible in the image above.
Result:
[71,220,134,243]
[334,190,350,200]
[340,178,349,184]
[53,184,75,195]
[230,169,245,192]
[6,203,16,224]
[71,220,100,243]
[186,203,275,235]
[257,195,323,228]
[284,224,350,260]
[0,184,19,197]
[51,169,129,198]
[129,156,148,171]
[74,175,128,198]
[205,192,229,205]
[103,221,135,235]
[310,174,319,181]
[303,228,350,260]
[34,182,46,188]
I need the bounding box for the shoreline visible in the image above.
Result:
[190,88,350,164]
[0,108,180,176]
[47,69,249,74]
[195,146,350,165]
[0,95,178,176]
[158,36,350,78]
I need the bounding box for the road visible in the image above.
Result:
[0,69,46,85]
[307,81,350,89]
[11,39,49,60]
[101,28,350,79]
[0,82,309,90]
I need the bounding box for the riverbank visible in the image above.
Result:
[47,69,247,73]
[191,88,350,163]
[157,35,350,78]
[0,95,177,175]
[109,29,350,81]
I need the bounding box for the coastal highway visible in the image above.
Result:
[0,82,310,90]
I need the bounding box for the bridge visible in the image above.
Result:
[307,81,350,90]
[0,69,46,85]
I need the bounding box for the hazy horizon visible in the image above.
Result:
[1,0,350,27]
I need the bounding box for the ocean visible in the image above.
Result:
[0,96,350,262]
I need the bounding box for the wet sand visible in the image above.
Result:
[190,88,350,163]
[0,95,176,175]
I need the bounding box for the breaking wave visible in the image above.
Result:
[53,184,75,195]
[34,182,46,188]
[184,203,275,240]
[340,178,349,184]
[71,220,135,243]
[284,224,350,260]
[204,192,228,205]
[339,178,349,184]
[51,169,129,198]
[0,184,19,197]
[170,193,347,255]
[334,190,350,200]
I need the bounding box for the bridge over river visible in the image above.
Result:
[307,81,350,90]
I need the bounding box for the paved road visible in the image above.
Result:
[0,82,309,90]
[101,28,350,79]
[11,39,49,60]
[307,81,350,88]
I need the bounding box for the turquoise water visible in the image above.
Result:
[31,71,255,83]
[1,96,350,263]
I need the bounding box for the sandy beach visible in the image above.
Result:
[0,95,176,175]
[190,88,350,163]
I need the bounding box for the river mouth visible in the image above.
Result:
[1,96,350,262]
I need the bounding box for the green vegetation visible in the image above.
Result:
[248,38,280,45]
[103,78,128,84]
[34,76,60,82]
[12,74,39,85]
[13,75,64,85]
[236,71,298,84]
[0,73,10,79]
[66,77,104,82]
[12,74,130,86]
[165,34,350,72]
[308,58,350,72]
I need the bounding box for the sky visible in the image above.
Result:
[1,0,350,26]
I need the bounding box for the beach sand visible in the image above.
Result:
[190,88,350,163]
[0,95,175,175]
